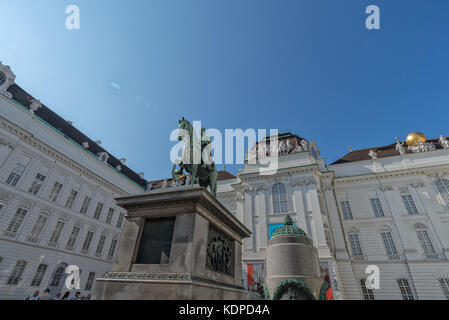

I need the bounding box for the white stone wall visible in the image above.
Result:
[329,153,449,300]
[0,95,145,299]
[217,142,449,300]
[217,148,342,297]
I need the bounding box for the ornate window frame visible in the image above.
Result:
[413,222,439,259]
[271,182,288,214]
[432,177,449,210]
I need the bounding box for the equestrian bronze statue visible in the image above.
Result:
[172,118,218,197]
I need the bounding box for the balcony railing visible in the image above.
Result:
[425,253,442,260]
[3,231,16,239]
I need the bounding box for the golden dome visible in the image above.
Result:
[405,132,427,146]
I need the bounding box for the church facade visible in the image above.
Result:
[216,133,449,300]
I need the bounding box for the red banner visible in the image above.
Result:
[247,264,254,286]
[326,287,334,300]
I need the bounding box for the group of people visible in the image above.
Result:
[25,289,90,300]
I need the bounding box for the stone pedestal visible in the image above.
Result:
[92,186,251,300]
[265,216,325,300]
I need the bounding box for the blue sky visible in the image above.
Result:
[1,0,449,180]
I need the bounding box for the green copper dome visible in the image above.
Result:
[271,215,308,239]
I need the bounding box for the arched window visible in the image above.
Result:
[5,206,29,237]
[272,183,288,214]
[379,228,398,256]
[82,228,96,254]
[7,260,27,285]
[435,179,449,206]
[28,212,49,243]
[414,223,436,254]
[48,263,68,293]
[48,217,67,246]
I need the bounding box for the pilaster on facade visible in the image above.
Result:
[379,189,422,261]
[243,189,254,251]
[291,185,307,233]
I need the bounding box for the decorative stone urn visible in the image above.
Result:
[264,215,325,300]
[92,186,251,300]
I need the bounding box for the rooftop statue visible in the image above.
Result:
[172,118,218,197]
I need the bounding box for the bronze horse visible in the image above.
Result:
[172,118,218,197]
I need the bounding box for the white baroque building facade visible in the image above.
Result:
[0,63,147,299]
[2,60,449,300]
[215,133,449,300]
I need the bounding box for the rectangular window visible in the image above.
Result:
[31,264,48,287]
[340,201,353,220]
[116,212,125,228]
[49,221,65,244]
[349,233,363,257]
[93,203,104,220]
[95,235,106,256]
[6,208,28,234]
[79,196,92,214]
[6,163,26,186]
[402,194,419,215]
[65,190,78,209]
[85,272,96,291]
[7,260,27,285]
[439,278,449,300]
[370,197,385,217]
[381,232,398,255]
[360,279,375,300]
[397,278,415,300]
[272,183,288,214]
[28,173,46,195]
[29,215,48,240]
[82,231,95,252]
[66,225,81,249]
[108,239,118,259]
[48,182,63,202]
[106,208,114,224]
